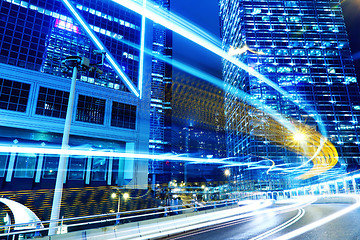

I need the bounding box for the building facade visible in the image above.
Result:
[0,0,153,196]
[220,0,360,188]
[148,0,173,186]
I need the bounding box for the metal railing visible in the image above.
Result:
[0,198,240,238]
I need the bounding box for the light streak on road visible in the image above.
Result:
[250,208,305,240]
[274,197,360,240]
[136,197,316,240]
[0,143,337,179]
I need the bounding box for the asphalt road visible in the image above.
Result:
[161,203,360,240]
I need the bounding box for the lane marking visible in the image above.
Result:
[164,216,257,240]
[250,208,305,240]
[274,200,360,240]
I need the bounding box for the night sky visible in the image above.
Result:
[342,0,360,80]
[171,0,360,81]
[171,0,222,78]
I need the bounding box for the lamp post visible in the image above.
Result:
[224,169,230,199]
[48,56,90,236]
[112,192,129,224]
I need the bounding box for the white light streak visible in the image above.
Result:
[274,197,360,240]
[137,0,146,99]
[0,146,264,167]
[250,208,305,240]
[61,0,140,98]
[111,0,328,168]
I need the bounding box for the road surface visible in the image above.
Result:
[161,203,360,240]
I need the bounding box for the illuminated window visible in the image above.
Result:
[260,66,275,73]
[309,49,322,56]
[76,95,106,125]
[14,153,37,178]
[291,49,306,56]
[277,66,292,73]
[287,16,301,22]
[68,157,86,180]
[36,87,69,118]
[328,68,336,74]
[276,49,289,55]
[252,8,262,14]
[91,157,107,181]
[345,76,357,83]
[42,155,58,179]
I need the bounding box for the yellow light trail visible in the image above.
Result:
[237,103,338,179]
[171,78,338,179]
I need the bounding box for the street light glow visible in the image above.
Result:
[123,193,130,200]
[111,193,117,199]
[224,169,230,177]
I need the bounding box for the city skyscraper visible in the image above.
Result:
[148,0,173,185]
[0,0,156,220]
[220,0,360,188]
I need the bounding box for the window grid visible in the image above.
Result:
[220,0,360,182]
[111,101,136,129]
[76,94,105,124]
[0,0,141,92]
[35,86,69,118]
[0,78,30,112]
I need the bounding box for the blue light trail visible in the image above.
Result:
[138,0,147,99]
[0,146,309,175]
[111,0,327,138]
[105,34,332,175]
[61,0,140,98]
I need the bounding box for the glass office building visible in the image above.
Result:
[148,0,173,185]
[0,0,152,196]
[220,0,360,189]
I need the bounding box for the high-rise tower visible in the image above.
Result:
[148,0,173,185]
[220,0,360,188]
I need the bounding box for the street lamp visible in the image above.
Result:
[224,169,230,177]
[224,169,231,199]
[48,55,102,236]
[112,192,129,224]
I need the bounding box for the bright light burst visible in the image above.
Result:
[237,104,339,179]
[293,132,307,143]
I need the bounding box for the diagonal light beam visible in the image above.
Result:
[112,0,327,138]
[61,0,140,98]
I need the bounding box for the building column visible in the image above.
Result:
[85,156,92,185]
[6,152,16,182]
[107,156,113,185]
[35,154,44,183]
[352,177,357,194]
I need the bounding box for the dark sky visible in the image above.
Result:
[170,0,222,78]
[342,0,360,79]
[170,0,360,80]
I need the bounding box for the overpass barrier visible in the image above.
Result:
[40,199,272,240]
